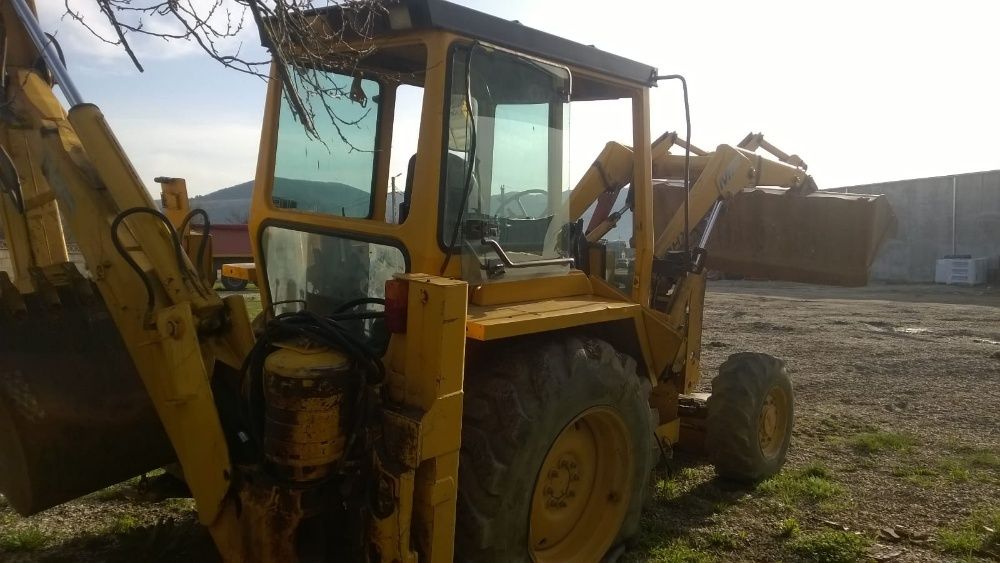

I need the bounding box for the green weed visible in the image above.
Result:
[759,464,842,505]
[960,448,1000,469]
[645,540,714,563]
[162,497,196,512]
[697,529,744,550]
[937,507,1000,557]
[787,529,870,563]
[848,431,915,455]
[655,478,682,501]
[107,514,139,536]
[0,526,51,552]
[778,517,801,538]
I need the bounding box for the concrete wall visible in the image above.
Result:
[833,170,1000,282]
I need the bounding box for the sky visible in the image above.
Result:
[36,0,1000,196]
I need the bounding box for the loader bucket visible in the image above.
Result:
[704,188,896,286]
[0,270,174,515]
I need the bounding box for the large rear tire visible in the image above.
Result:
[706,352,793,482]
[456,336,657,562]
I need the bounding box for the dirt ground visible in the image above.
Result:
[1,281,998,562]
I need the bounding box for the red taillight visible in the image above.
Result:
[384,279,409,333]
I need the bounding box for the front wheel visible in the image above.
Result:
[706,352,793,482]
[456,336,658,562]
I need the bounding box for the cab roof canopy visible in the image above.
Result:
[268,0,658,99]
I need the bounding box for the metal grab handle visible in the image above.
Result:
[481,238,575,269]
[9,0,84,106]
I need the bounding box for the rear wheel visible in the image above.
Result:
[457,336,657,562]
[706,352,793,482]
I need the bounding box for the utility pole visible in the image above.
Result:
[391,173,402,223]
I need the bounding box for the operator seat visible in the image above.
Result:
[398,152,470,225]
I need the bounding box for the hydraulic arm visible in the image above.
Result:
[0,0,252,547]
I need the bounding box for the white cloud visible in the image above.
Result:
[106,116,262,195]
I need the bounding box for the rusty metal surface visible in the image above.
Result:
[706,188,897,286]
[263,346,355,482]
[0,273,174,515]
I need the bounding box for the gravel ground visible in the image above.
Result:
[1,281,998,562]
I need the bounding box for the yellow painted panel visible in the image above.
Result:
[469,271,592,306]
[466,296,639,341]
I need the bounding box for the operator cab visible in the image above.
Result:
[252,0,657,326]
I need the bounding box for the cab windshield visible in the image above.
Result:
[441,45,572,281]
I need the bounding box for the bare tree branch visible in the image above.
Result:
[62,0,400,144]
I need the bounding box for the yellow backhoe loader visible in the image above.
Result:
[0,0,894,561]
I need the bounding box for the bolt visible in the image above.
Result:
[570,474,580,482]
[543,486,553,495]
[549,469,559,478]
[569,461,577,470]
[558,459,568,469]
[558,501,567,508]
[567,490,575,498]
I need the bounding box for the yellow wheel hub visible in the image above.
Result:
[758,386,790,459]
[529,407,633,562]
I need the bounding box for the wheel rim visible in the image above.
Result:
[529,406,633,562]
[758,386,790,459]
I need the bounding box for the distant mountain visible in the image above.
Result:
[194,180,254,201]
[189,178,369,224]
[188,181,253,224]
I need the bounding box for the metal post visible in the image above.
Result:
[951,176,957,256]
[10,0,84,106]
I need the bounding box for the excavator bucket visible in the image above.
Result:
[0,266,174,515]
[705,188,896,286]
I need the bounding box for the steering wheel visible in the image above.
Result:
[495,189,549,219]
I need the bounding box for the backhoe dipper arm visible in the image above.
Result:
[1,0,253,549]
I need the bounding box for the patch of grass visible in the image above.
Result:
[759,464,843,505]
[0,526,52,552]
[960,448,1000,469]
[848,431,915,455]
[940,460,970,483]
[655,478,682,501]
[645,540,714,563]
[777,517,801,538]
[892,465,938,487]
[937,506,1000,557]
[107,514,140,536]
[162,497,196,512]
[787,530,871,563]
[696,529,745,550]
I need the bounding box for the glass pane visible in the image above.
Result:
[262,226,406,349]
[388,84,425,224]
[441,46,572,281]
[273,72,381,217]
